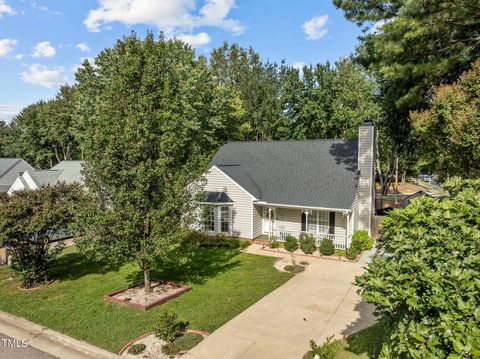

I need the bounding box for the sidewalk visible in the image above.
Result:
[0,311,120,359]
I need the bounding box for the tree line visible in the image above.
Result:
[0,39,380,169]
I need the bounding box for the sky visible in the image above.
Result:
[0,0,363,122]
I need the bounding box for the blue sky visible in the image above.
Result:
[0,0,363,122]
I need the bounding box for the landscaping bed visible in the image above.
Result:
[105,280,191,311]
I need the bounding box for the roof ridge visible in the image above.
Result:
[224,138,357,144]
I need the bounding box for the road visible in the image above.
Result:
[0,333,56,359]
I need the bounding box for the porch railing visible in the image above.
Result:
[271,230,351,250]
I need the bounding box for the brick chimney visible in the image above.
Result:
[357,121,375,235]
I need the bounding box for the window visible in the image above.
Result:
[307,211,317,233]
[204,206,215,232]
[318,211,329,234]
[220,206,230,233]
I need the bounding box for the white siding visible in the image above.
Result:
[276,207,302,232]
[351,190,360,231]
[204,167,254,239]
[253,205,262,238]
[358,125,375,234]
[0,160,34,189]
[334,212,347,238]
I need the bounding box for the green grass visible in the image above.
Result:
[0,246,292,353]
[303,322,387,359]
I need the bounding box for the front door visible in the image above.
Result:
[263,207,276,234]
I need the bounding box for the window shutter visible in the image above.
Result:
[329,212,335,235]
[301,212,306,232]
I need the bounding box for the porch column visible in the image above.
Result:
[302,209,311,233]
[345,211,350,249]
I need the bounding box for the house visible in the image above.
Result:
[201,121,375,249]
[0,158,34,193]
[7,160,84,195]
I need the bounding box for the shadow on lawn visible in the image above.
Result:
[340,300,388,358]
[50,250,125,281]
[127,248,242,286]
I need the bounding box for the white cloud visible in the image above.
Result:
[0,0,15,18]
[75,42,90,52]
[177,32,211,48]
[302,15,328,40]
[14,53,23,60]
[0,104,24,122]
[0,38,16,57]
[84,0,244,35]
[292,61,305,71]
[71,57,95,72]
[20,64,68,88]
[32,41,56,57]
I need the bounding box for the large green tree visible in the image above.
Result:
[0,183,82,288]
[75,33,229,292]
[6,85,80,168]
[334,0,480,152]
[411,60,480,179]
[0,120,8,157]
[210,42,283,141]
[279,58,381,139]
[356,179,480,357]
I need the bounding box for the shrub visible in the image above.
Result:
[284,235,298,252]
[319,238,335,256]
[299,260,309,265]
[355,182,480,357]
[284,264,305,273]
[351,230,374,250]
[174,332,204,351]
[308,336,336,359]
[345,246,359,260]
[154,311,184,343]
[161,342,180,357]
[0,183,82,288]
[299,234,316,254]
[128,343,146,355]
[334,249,346,257]
[192,231,249,249]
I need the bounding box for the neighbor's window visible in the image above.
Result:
[204,206,215,232]
[220,206,230,233]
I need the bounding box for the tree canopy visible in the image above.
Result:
[334,0,480,152]
[75,33,229,292]
[356,179,480,357]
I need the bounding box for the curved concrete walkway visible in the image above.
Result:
[185,244,376,359]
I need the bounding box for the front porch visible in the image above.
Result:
[254,205,354,250]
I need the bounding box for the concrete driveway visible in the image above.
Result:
[185,246,376,359]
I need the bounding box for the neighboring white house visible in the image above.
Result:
[0,158,34,193]
[201,121,375,249]
[7,160,84,195]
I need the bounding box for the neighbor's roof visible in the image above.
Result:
[0,158,33,179]
[51,160,84,184]
[203,191,233,204]
[210,139,359,210]
[29,170,62,187]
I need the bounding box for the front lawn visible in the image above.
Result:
[0,245,292,353]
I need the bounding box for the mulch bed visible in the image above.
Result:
[261,246,360,262]
[119,329,209,357]
[105,280,191,311]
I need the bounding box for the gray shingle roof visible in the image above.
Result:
[0,158,21,179]
[203,191,233,203]
[29,170,62,187]
[51,161,84,185]
[210,139,359,210]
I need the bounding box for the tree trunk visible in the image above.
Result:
[394,156,399,206]
[144,266,152,293]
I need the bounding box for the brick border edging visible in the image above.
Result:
[260,246,361,263]
[105,280,191,311]
[118,329,210,355]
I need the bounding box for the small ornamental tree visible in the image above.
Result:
[355,178,480,357]
[0,183,82,288]
[74,33,228,292]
